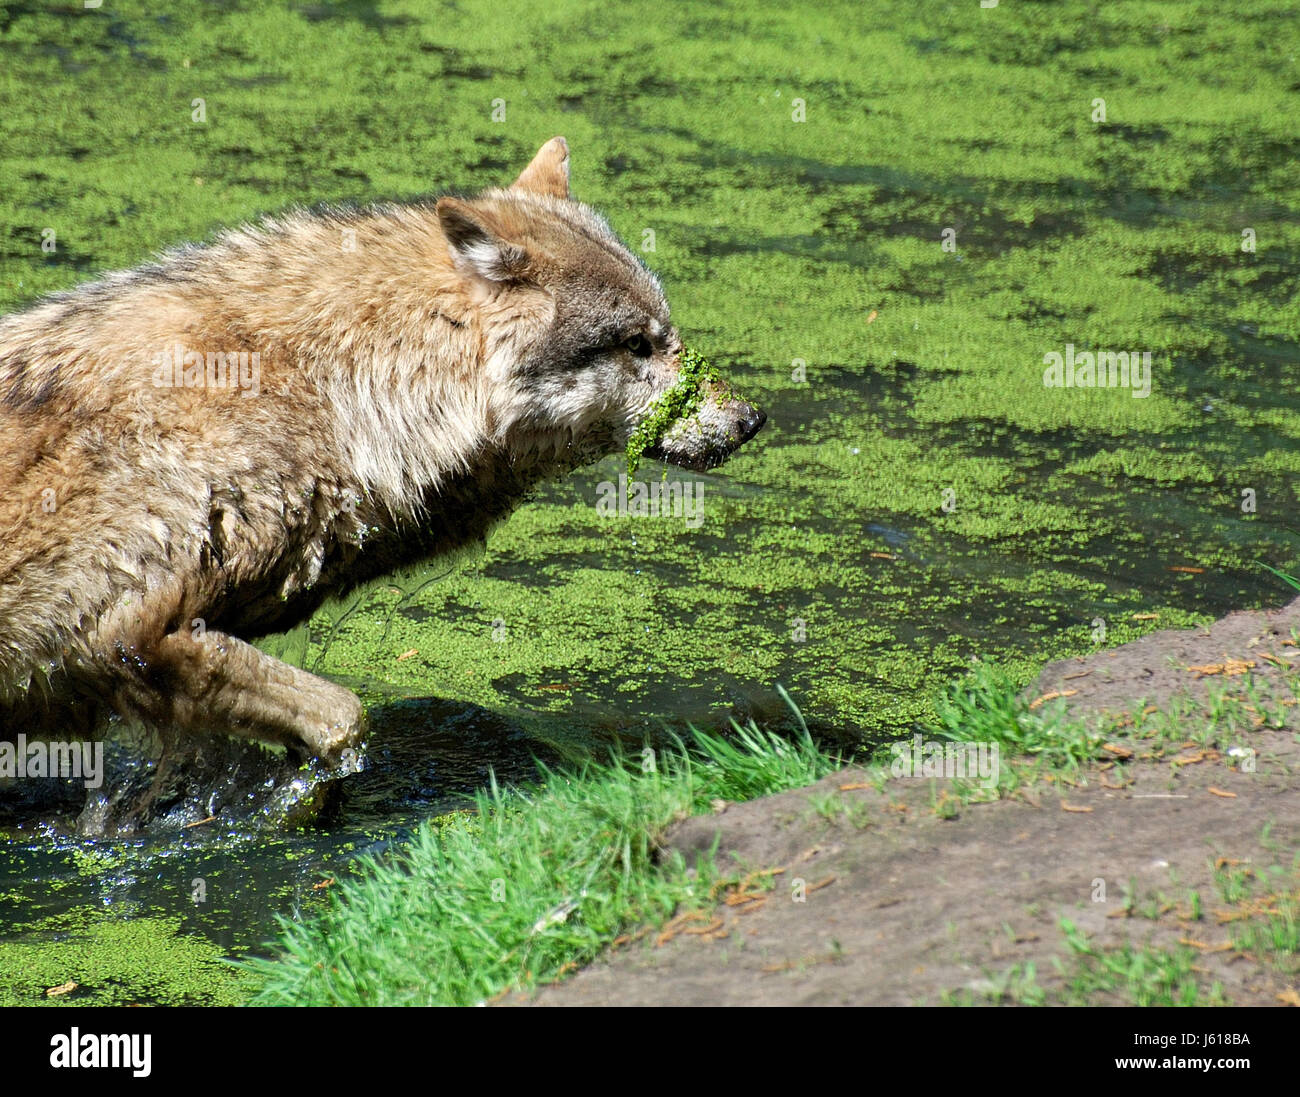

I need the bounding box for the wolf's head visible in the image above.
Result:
[436,137,765,473]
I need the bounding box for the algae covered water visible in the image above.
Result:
[1,0,1298,1002]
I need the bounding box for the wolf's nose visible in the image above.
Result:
[736,407,767,443]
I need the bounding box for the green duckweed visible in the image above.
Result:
[625,347,726,475]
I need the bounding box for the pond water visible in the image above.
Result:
[1,0,1297,1002]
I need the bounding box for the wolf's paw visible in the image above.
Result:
[297,685,367,765]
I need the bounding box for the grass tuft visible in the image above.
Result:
[926,661,1100,769]
[245,688,836,1006]
[1262,563,1300,592]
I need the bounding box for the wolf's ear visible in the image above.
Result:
[511,136,570,199]
[436,197,530,283]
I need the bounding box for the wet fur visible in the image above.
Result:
[0,137,764,759]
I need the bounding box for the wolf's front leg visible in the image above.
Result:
[118,629,365,762]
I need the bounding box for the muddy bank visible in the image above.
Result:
[510,598,1300,1006]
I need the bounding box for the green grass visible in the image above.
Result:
[925,661,1101,768]
[1057,919,1227,1006]
[246,693,837,1005]
[1217,854,1300,978]
[1233,904,1300,975]
[946,919,1228,1006]
[1262,564,1300,593]
[688,683,836,801]
[942,961,1047,1007]
[862,653,1300,817]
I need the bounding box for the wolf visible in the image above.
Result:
[0,137,765,766]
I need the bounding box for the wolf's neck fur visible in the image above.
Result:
[288,216,564,524]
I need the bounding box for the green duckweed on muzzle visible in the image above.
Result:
[626,347,734,475]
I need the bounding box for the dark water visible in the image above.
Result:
[0,695,550,960]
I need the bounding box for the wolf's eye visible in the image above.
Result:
[622,333,653,358]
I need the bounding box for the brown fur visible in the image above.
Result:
[0,138,765,761]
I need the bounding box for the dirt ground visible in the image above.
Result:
[511,598,1300,1006]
